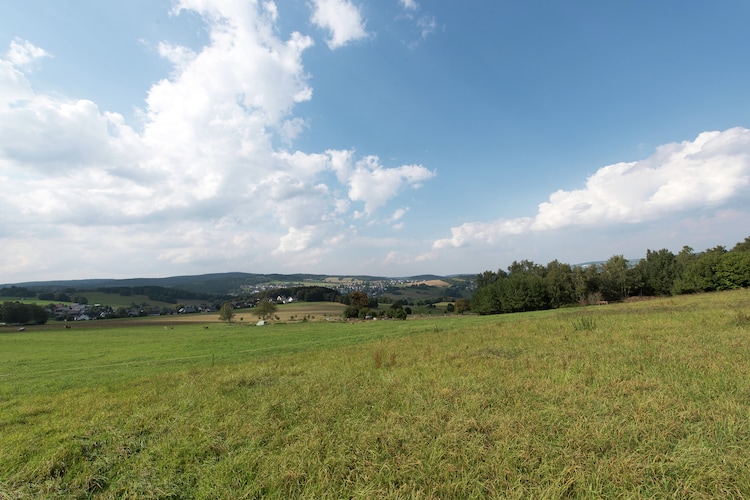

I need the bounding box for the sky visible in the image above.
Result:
[2,0,750,283]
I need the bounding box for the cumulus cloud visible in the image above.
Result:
[0,1,435,280]
[343,156,434,213]
[434,128,750,250]
[310,0,369,49]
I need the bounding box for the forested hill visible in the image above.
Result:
[0,272,458,297]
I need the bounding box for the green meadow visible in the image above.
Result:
[0,292,204,310]
[2,291,750,498]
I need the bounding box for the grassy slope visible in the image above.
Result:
[1,291,750,498]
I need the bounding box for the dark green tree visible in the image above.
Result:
[731,236,750,252]
[640,249,678,296]
[470,284,502,315]
[674,246,726,293]
[717,251,750,289]
[600,255,630,300]
[544,260,575,308]
[1,302,47,325]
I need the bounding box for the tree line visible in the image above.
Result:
[472,236,750,315]
[1,302,48,325]
[0,285,223,305]
[93,286,221,304]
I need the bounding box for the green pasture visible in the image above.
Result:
[0,292,205,309]
[2,291,750,498]
[272,302,347,322]
[78,292,199,309]
[0,297,57,307]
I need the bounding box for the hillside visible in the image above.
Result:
[1,272,476,298]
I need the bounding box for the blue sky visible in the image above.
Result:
[2,0,750,282]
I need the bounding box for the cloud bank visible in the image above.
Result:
[434,127,750,249]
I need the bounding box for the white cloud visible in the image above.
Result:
[310,0,368,49]
[346,156,435,213]
[434,128,750,250]
[0,2,436,281]
[6,38,49,69]
[1,40,46,107]
[275,226,316,253]
[391,207,408,221]
[280,150,434,214]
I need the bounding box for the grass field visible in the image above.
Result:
[0,292,207,309]
[2,291,750,498]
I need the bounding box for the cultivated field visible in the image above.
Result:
[2,291,750,498]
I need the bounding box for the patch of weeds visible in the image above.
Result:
[221,374,276,393]
[731,309,750,327]
[475,347,524,359]
[373,350,383,369]
[373,350,396,368]
[572,316,597,331]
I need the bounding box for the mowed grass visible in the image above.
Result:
[2,291,750,498]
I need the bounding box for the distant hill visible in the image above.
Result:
[1,272,476,297]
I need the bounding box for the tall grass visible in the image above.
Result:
[2,290,750,498]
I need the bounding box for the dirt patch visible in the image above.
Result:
[413,279,450,287]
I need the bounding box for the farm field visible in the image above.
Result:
[2,291,750,497]
[160,301,348,324]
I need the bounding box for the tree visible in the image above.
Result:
[673,246,726,294]
[455,298,471,314]
[600,255,629,301]
[342,306,359,319]
[640,248,678,296]
[1,302,47,325]
[342,291,371,320]
[218,302,235,323]
[544,260,575,308]
[470,284,501,315]
[386,304,407,320]
[717,251,750,289]
[348,292,370,311]
[255,299,277,321]
[732,236,750,252]
[29,304,48,325]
